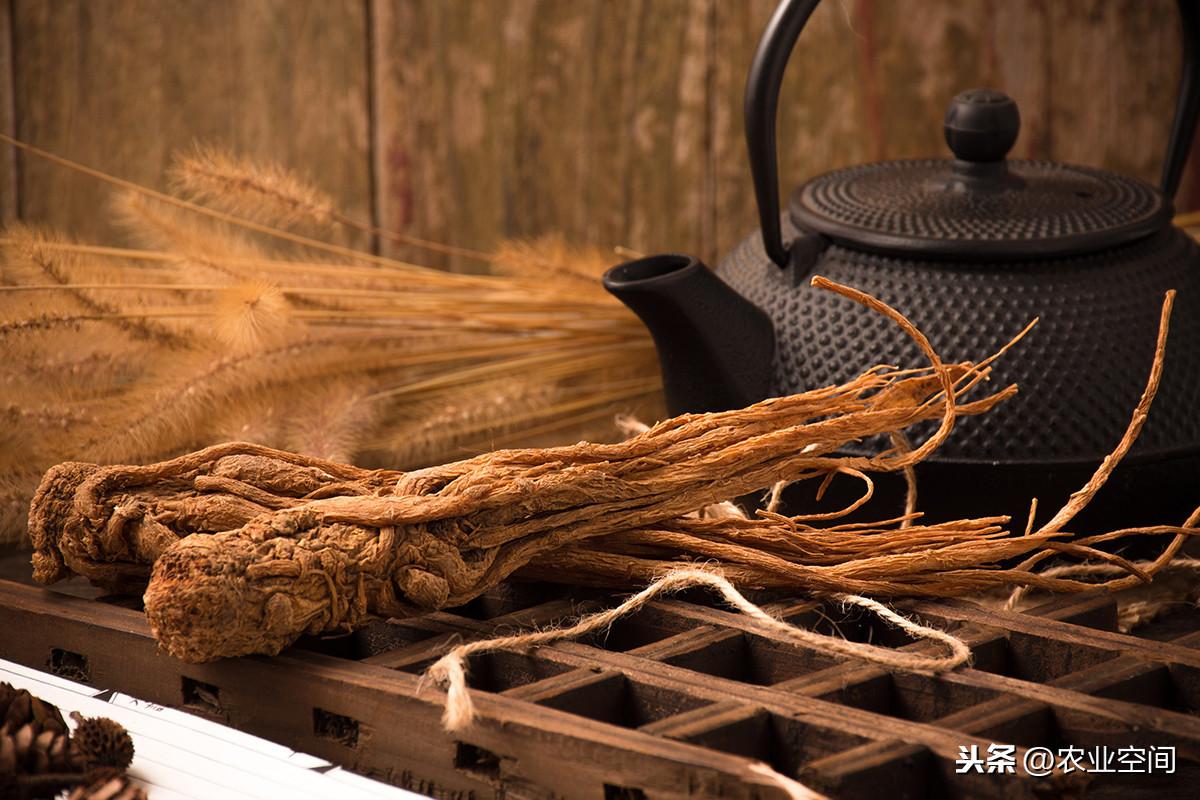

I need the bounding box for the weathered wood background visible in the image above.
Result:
[5,0,1195,269]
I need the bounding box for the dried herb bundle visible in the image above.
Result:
[141,356,1007,662]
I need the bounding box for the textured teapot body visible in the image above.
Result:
[713,0,1200,469]
[717,219,1200,464]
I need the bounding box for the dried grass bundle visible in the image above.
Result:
[0,136,663,542]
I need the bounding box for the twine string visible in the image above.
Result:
[425,566,970,733]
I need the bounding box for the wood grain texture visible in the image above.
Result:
[711,0,868,261]
[11,0,373,249]
[0,1,14,223]
[7,572,1200,797]
[3,0,1192,266]
[371,0,714,271]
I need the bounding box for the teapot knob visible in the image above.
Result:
[943,88,1020,163]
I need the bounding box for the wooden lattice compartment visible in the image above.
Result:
[2,569,1200,799]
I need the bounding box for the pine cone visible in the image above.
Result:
[1,721,79,800]
[1,722,75,775]
[0,687,140,800]
[0,683,68,737]
[66,771,147,800]
[68,713,134,771]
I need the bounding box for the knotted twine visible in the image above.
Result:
[746,761,828,799]
[426,567,972,732]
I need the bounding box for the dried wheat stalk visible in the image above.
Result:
[170,146,338,228]
[0,137,663,542]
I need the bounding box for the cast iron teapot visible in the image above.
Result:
[603,0,1200,528]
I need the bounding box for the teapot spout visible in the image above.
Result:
[603,254,775,414]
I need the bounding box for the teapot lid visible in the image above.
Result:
[789,89,1172,260]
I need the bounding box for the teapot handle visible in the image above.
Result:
[744,0,820,268]
[745,0,1200,269]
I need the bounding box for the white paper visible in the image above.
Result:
[1,658,428,800]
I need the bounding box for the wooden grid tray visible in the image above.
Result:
[1,574,1198,799]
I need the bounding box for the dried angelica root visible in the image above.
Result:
[525,291,1186,600]
[515,514,1064,597]
[140,372,1002,661]
[514,516,1149,598]
[29,443,403,592]
[28,274,1007,600]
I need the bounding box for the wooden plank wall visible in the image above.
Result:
[5,0,1192,270]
